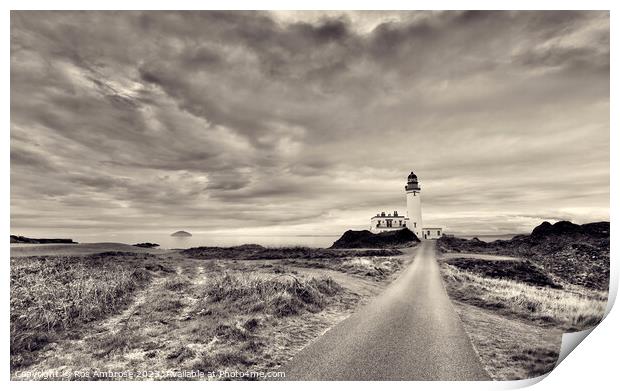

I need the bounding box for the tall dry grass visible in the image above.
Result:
[441,264,607,330]
[10,256,151,368]
[199,273,342,317]
[282,255,405,280]
[338,256,403,278]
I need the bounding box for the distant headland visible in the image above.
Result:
[10,235,77,244]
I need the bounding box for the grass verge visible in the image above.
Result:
[441,263,606,330]
[440,258,607,380]
[453,302,563,380]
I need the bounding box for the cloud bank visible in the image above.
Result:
[11,11,609,236]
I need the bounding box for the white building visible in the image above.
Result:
[420,227,443,240]
[370,211,406,232]
[370,171,443,240]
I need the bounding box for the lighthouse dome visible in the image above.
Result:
[407,172,418,182]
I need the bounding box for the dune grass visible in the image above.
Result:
[441,263,607,331]
[10,256,152,369]
[199,273,343,317]
[338,256,404,279]
[181,245,402,260]
[282,256,405,281]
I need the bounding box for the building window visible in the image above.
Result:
[437,230,440,236]
[414,222,417,228]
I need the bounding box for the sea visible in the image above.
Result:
[11,233,342,250]
[10,232,520,250]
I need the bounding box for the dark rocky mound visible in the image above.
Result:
[171,230,192,237]
[446,258,561,288]
[10,235,77,244]
[133,242,160,248]
[531,221,609,239]
[330,228,418,249]
[438,221,609,290]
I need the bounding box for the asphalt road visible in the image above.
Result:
[281,241,490,381]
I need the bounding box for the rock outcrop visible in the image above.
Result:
[330,228,419,249]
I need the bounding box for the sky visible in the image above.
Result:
[10,11,609,237]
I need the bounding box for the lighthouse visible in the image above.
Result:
[405,172,423,238]
[369,171,442,239]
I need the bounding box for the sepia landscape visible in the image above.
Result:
[10,10,609,381]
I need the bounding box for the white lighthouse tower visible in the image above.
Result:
[405,172,423,238]
[368,171,442,239]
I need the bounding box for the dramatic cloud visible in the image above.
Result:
[10,11,609,237]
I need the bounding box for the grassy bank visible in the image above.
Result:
[453,302,563,380]
[442,263,606,330]
[201,273,342,317]
[282,255,406,281]
[440,257,607,379]
[10,255,154,369]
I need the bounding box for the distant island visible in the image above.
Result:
[171,230,192,237]
[10,235,77,244]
